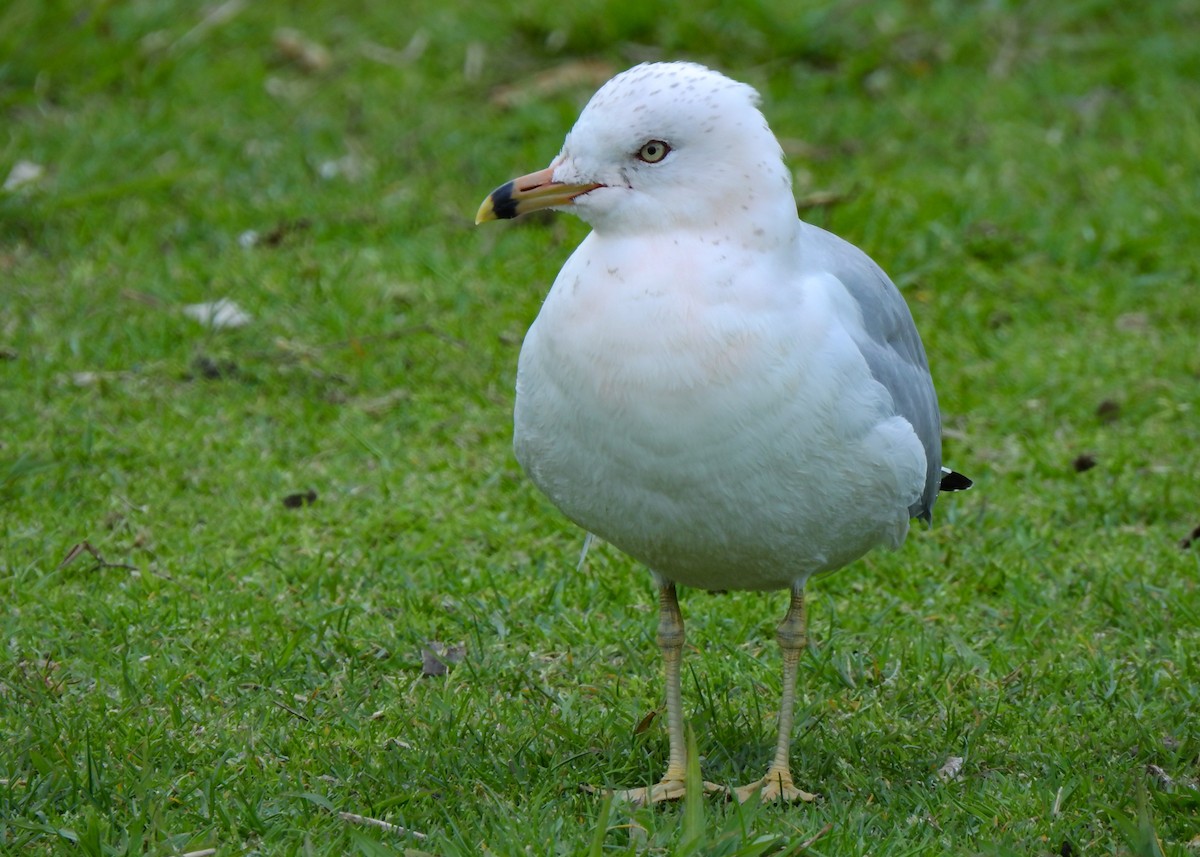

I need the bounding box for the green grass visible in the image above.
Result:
[3,0,1199,854]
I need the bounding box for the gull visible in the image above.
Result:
[475,61,970,805]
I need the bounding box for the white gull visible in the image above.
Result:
[476,61,970,805]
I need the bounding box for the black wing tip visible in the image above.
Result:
[939,468,973,492]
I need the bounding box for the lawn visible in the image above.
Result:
[2,1,1199,854]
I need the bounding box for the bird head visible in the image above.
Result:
[476,62,796,240]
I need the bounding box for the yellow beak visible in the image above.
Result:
[475,166,602,224]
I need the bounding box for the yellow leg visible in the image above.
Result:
[612,582,725,806]
[734,584,817,803]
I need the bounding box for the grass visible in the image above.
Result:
[2,0,1199,853]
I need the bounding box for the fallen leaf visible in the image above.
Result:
[936,756,964,782]
[3,160,44,192]
[183,298,252,329]
[1146,763,1174,789]
[274,27,332,73]
[1072,454,1097,473]
[318,154,369,182]
[633,709,658,735]
[421,642,466,677]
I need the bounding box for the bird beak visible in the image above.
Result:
[475,166,602,224]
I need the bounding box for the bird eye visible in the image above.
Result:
[636,140,671,163]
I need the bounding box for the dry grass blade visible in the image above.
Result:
[490,60,617,109]
[339,811,427,840]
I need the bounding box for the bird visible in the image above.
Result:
[474,61,970,806]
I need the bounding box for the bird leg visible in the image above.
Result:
[612,581,725,806]
[734,584,817,803]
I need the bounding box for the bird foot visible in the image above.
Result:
[586,778,727,807]
[733,769,817,804]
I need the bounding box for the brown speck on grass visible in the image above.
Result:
[1072,454,1097,473]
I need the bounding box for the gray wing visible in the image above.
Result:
[803,223,943,521]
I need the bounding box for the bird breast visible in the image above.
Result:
[513,232,927,591]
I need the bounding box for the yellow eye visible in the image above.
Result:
[636,140,671,163]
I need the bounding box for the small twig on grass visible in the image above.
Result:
[174,0,246,51]
[271,698,311,722]
[120,288,166,307]
[338,811,427,840]
[143,568,199,597]
[360,31,430,68]
[796,188,856,213]
[799,821,834,851]
[58,541,138,573]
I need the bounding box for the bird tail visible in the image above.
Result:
[939,467,973,492]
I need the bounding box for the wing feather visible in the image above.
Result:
[802,223,943,520]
